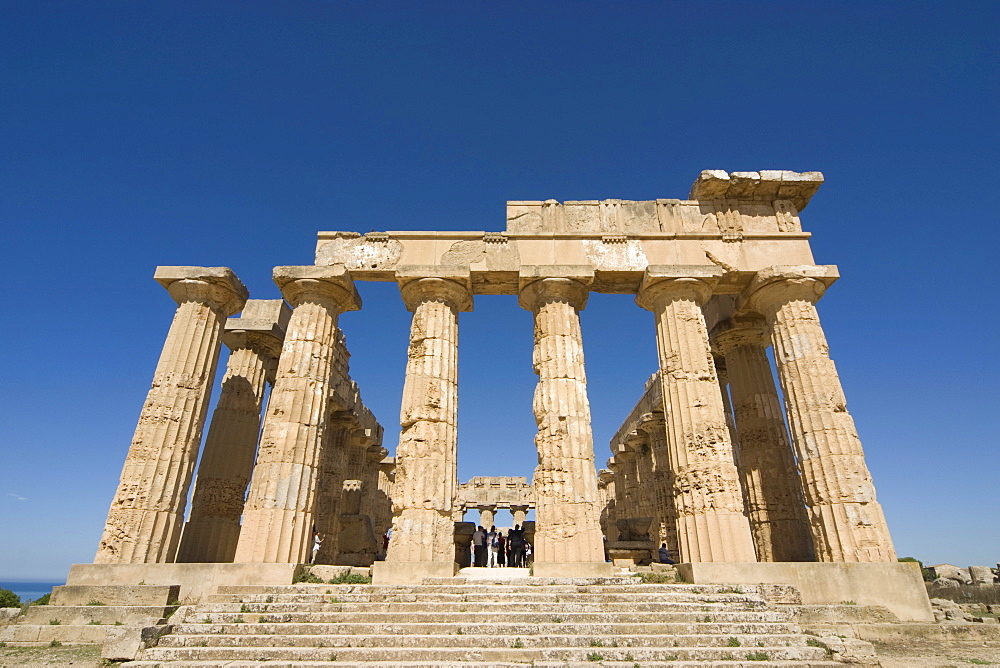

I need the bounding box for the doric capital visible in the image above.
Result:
[637,411,665,434]
[739,265,839,317]
[398,275,473,312]
[597,469,615,485]
[518,266,593,312]
[272,265,362,312]
[154,266,248,316]
[623,430,647,453]
[518,277,591,312]
[712,316,770,355]
[223,299,292,358]
[635,265,722,312]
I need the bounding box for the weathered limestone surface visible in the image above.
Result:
[519,274,606,570]
[234,265,361,564]
[314,171,823,294]
[96,267,248,564]
[313,412,353,564]
[743,266,896,563]
[638,411,679,556]
[477,507,495,529]
[374,456,395,542]
[385,273,472,568]
[636,267,757,563]
[177,299,289,563]
[458,476,534,509]
[330,429,379,565]
[713,317,814,562]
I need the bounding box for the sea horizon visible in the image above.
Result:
[0,579,64,604]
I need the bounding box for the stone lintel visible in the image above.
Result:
[689,170,824,212]
[153,266,249,316]
[272,264,361,311]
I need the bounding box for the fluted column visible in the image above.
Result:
[313,413,354,564]
[743,266,896,562]
[177,299,289,563]
[611,447,638,522]
[636,267,757,563]
[377,275,471,582]
[362,445,387,533]
[639,412,679,556]
[629,431,656,523]
[519,275,610,576]
[511,505,529,528]
[234,265,361,564]
[374,457,395,542]
[331,429,377,564]
[604,459,620,538]
[478,507,496,529]
[715,359,741,456]
[714,317,815,562]
[96,267,248,564]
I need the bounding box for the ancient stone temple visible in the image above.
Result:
[70,170,923,614]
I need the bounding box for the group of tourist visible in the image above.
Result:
[471,524,532,568]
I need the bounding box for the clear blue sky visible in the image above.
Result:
[2,2,996,580]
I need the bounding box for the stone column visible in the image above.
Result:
[375,274,472,584]
[638,412,679,556]
[234,265,360,564]
[331,428,378,565]
[510,505,529,528]
[610,446,636,519]
[713,317,815,562]
[362,445,387,533]
[96,267,247,564]
[629,431,656,524]
[604,458,621,539]
[177,300,290,563]
[313,413,354,565]
[478,506,496,529]
[519,273,611,577]
[743,266,896,562]
[636,267,757,563]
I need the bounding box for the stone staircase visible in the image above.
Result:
[124,576,844,666]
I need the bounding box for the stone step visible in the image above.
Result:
[0,623,111,645]
[167,620,800,636]
[176,610,790,624]
[195,601,765,615]
[17,604,175,626]
[155,632,815,649]
[126,662,844,667]
[133,644,833,663]
[210,592,765,605]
